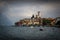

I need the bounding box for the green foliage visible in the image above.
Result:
[43,19,51,25]
[56,20,60,25]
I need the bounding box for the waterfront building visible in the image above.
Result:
[15,11,57,26]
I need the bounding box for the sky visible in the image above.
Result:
[0,1,60,25]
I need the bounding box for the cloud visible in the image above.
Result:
[1,2,60,25]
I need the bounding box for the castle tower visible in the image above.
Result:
[37,11,40,18]
[38,11,40,16]
[37,11,42,25]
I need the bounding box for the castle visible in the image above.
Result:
[15,11,56,26]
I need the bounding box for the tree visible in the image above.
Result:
[55,20,60,25]
[43,19,51,25]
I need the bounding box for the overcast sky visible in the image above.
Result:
[0,1,60,25]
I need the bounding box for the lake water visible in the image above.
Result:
[0,26,60,40]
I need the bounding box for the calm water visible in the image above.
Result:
[0,26,60,40]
